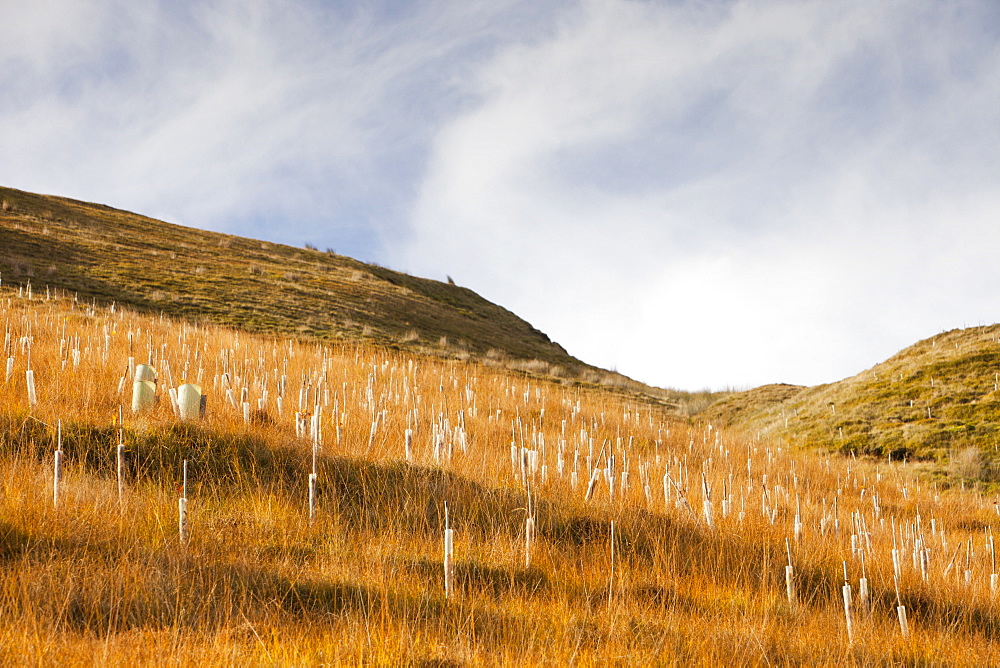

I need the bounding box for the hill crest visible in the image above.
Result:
[701,325,1000,479]
[0,187,574,362]
[0,185,691,407]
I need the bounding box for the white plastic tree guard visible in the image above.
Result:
[177,383,205,421]
[132,364,157,413]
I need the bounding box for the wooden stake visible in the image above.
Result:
[785,537,795,607]
[117,406,125,504]
[525,515,535,568]
[859,551,870,615]
[26,369,37,408]
[53,420,62,508]
[178,460,189,544]
[444,502,455,599]
[308,473,317,524]
[990,530,997,595]
[894,574,909,638]
[842,562,854,644]
[608,520,615,607]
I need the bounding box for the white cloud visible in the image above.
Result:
[0,0,563,245]
[397,0,1000,389]
[5,0,1000,390]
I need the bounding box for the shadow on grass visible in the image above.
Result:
[401,557,550,597]
[0,521,32,562]
[28,552,534,659]
[5,412,1000,644]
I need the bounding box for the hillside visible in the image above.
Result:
[1,291,998,663]
[0,186,709,410]
[701,325,1000,480]
[0,185,584,370]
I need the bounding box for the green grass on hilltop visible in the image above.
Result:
[701,325,1000,483]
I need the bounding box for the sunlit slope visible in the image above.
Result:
[702,325,1000,475]
[2,293,1000,663]
[0,185,580,371]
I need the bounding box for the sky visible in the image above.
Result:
[3,0,1000,391]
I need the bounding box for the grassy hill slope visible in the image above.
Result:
[0,186,580,370]
[0,186,710,409]
[701,325,1000,480]
[1,293,999,663]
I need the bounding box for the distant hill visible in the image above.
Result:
[0,185,693,406]
[701,326,1000,480]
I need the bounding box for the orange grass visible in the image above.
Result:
[1,289,999,664]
